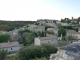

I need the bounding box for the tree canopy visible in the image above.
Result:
[0,50,7,60]
[58,27,66,37]
[15,45,57,60]
[0,25,10,31]
[0,34,11,43]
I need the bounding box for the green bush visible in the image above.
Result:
[0,50,7,60]
[15,46,48,60]
[15,45,57,60]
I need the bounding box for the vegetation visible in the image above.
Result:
[45,26,54,30]
[35,22,39,25]
[46,31,54,34]
[24,33,36,46]
[0,34,11,43]
[42,44,58,54]
[34,31,46,37]
[61,18,71,23]
[33,57,48,60]
[14,44,57,60]
[58,27,66,37]
[0,50,7,60]
[0,25,10,31]
[0,20,35,31]
[58,42,68,47]
[18,29,31,34]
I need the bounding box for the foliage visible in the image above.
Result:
[15,46,48,60]
[77,17,80,22]
[33,57,48,60]
[58,42,68,47]
[15,45,57,60]
[45,26,54,31]
[60,26,73,29]
[0,20,36,30]
[23,33,36,46]
[6,56,15,60]
[0,25,10,31]
[42,44,58,55]
[18,29,31,34]
[46,31,54,34]
[35,22,39,25]
[61,18,71,23]
[58,27,66,37]
[0,50,7,60]
[0,34,11,43]
[34,31,45,37]
[62,36,66,41]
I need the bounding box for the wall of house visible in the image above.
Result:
[40,39,58,45]
[2,46,20,52]
[34,38,40,45]
[75,34,80,39]
[67,33,80,40]
[61,23,69,26]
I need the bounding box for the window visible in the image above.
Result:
[11,48,12,50]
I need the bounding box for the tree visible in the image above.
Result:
[0,50,7,60]
[15,46,48,60]
[42,44,58,55]
[58,27,66,37]
[0,25,10,31]
[15,45,57,60]
[77,17,80,21]
[24,33,36,46]
[46,31,54,34]
[35,22,39,25]
[34,31,45,37]
[0,34,11,43]
[45,26,54,31]
[33,57,47,60]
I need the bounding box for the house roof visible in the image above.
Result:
[66,30,76,33]
[39,36,57,40]
[67,30,80,34]
[11,34,20,39]
[0,41,19,48]
[47,28,58,31]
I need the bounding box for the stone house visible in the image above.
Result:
[0,41,21,54]
[28,25,45,32]
[34,36,58,45]
[66,30,80,40]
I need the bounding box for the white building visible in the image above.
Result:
[0,41,21,53]
[61,23,69,26]
[34,36,58,45]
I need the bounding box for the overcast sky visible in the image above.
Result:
[0,0,80,21]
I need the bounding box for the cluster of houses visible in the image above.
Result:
[1,18,80,58]
[0,27,25,54]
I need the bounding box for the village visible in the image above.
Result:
[0,17,80,60]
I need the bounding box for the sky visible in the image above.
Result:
[0,0,80,21]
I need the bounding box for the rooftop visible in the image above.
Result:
[0,41,19,48]
[39,36,57,40]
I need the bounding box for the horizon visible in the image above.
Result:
[0,0,80,21]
